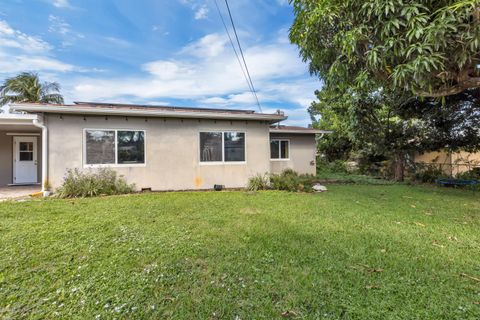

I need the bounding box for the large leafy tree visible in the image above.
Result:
[311,87,480,179]
[290,0,480,97]
[0,72,64,106]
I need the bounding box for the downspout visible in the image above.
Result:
[32,114,48,196]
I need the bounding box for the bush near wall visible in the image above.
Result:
[56,168,135,198]
[248,169,316,192]
[410,163,446,183]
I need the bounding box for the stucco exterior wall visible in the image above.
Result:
[45,114,271,191]
[0,131,42,186]
[0,132,12,186]
[269,133,317,175]
[414,150,480,176]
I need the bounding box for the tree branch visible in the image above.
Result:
[416,76,480,97]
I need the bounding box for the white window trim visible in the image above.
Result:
[83,128,147,168]
[270,139,290,161]
[199,130,247,165]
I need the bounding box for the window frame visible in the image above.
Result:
[270,139,290,161]
[199,130,247,165]
[83,128,147,168]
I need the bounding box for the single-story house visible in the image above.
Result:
[0,102,329,194]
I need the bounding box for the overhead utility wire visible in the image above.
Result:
[213,0,255,101]
[215,0,263,113]
[224,0,262,112]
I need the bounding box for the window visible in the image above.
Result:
[85,130,115,165]
[19,142,34,161]
[224,132,245,162]
[85,129,145,166]
[117,131,145,164]
[200,132,222,162]
[270,139,289,160]
[200,131,246,163]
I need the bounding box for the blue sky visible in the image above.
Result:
[0,0,321,125]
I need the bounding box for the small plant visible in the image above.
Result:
[56,168,135,198]
[247,174,270,191]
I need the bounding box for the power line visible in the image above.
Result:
[213,0,255,100]
[214,0,262,113]
[224,0,262,112]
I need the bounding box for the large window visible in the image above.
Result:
[85,129,145,166]
[270,139,289,160]
[200,131,246,163]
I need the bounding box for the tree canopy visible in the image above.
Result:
[290,0,480,97]
[0,72,64,106]
[310,87,480,178]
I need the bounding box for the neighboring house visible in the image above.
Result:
[0,102,329,193]
[415,150,480,177]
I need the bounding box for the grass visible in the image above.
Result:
[0,185,479,319]
[315,171,395,185]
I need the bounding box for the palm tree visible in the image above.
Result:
[0,72,64,106]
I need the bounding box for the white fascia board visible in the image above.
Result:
[269,129,333,134]
[0,113,38,125]
[12,104,287,122]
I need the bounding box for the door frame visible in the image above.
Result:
[12,136,39,185]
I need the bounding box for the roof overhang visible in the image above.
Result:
[11,103,288,123]
[0,113,38,126]
[269,128,332,134]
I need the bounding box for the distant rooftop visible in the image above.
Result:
[73,101,258,115]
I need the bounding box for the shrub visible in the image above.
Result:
[317,159,350,174]
[270,169,316,192]
[412,164,445,183]
[56,168,135,198]
[456,167,480,180]
[247,174,270,191]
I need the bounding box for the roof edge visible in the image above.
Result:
[269,127,332,134]
[11,103,287,123]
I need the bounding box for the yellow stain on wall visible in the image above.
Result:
[194,177,204,188]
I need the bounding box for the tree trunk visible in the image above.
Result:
[393,153,405,182]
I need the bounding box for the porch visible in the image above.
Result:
[0,185,42,201]
[0,114,43,187]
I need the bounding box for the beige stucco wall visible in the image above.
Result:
[0,132,12,186]
[0,131,42,186]
[269,133,317,175]
[45,114,271,191]
[415,150,480,176]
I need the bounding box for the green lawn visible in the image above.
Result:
[0,185,479,319]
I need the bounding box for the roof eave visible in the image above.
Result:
[0,113,39,126]
[269,128,332,134]
[11,104,287,123]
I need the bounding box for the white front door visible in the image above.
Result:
[13,136,38,184]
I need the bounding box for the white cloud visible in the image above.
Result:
[104,36,132,47]
[71,31,318,125]
[48,15,71,35]
[142,60,194,80]
[47,15,84,48]
[179,0,210,21]
[180,33,227,58]
[50,0,71,8]
[0,20,51,52]
[276,0,289,6]
[194,5,209,20]
[0,53,74,73]
[0,20,77,75]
